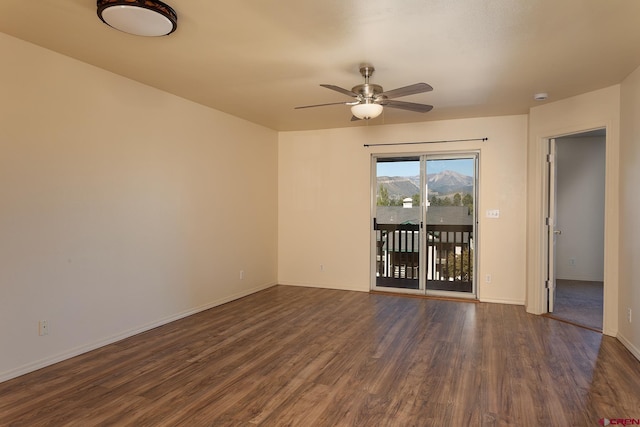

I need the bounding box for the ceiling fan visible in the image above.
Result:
[295,65,434,121]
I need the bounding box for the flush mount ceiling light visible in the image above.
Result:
[534,92,549,101]
[97,0,178,37]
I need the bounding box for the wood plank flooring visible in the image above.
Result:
[1,285,639,426]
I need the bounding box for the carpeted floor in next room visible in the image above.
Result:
[551,279,603,331]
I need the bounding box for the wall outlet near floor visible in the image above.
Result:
[485,274,492,284]
[320,264,325,272]
[569,258,576,266]
[239,270,244,280]
[38,320,49,336]
[628,308,632,323]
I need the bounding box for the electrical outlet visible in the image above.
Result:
[485,274,492,283]
[628,308,632,324]
[569,258,576,266]
[38,320,49,336]
[320,264,324,272]
[239,270,244,280]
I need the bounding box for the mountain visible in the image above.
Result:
[377,176,420,199]
[427,170,473,196]
[378,170,472,200]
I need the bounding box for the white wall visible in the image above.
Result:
[278,115,528,305]
[555,136,605,281]
[526,86,620,337]
[0,33,278,381]
[619,65,640,360]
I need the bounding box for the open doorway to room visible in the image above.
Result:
[546,129,605,331]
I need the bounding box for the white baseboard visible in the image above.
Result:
[280,282,528,304]
[617,333,640,362]
[0,282,275,383]
[277,281,368,293]
[479,297,526,305]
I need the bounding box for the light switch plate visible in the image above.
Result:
[486,209,500,218]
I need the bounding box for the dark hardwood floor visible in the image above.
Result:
[1,285,639,426]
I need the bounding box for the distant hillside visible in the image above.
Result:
[378,170,472,200]
[427,170,473,196]
[377,176,420,200]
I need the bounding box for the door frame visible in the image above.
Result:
[537,127,610,329]
[546,138,558,312]
[370,151,479,298]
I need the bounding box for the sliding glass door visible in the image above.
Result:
[372,153,477,298]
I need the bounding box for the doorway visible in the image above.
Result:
[546,129,605,331]
[371,153,478,298]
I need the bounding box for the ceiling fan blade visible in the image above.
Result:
[294,101,353,109]
[320,84,358,97]
[379,83,433,99]
[382,100,434,113]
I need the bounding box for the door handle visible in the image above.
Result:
[554,230,562,235]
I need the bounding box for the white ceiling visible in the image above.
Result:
[2,0,640,131]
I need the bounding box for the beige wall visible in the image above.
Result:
[278,115,528,304]
[0,33,278,381]
[526,86,620,337]
[619,65,640,359]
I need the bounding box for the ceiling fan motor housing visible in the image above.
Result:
[354,65,382,100]
[352,84,383,99]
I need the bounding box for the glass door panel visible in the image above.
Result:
[373,157,422,290]
[425,157,476,295]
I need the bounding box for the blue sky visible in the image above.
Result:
[377,158,474,177]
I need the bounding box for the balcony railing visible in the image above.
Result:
[375,223,474,292]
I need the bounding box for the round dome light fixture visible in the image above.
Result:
[351,102,383,120]
[97,0,178,37]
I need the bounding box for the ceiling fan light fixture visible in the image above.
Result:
[97,0,178,37]
[351,102,383,120]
